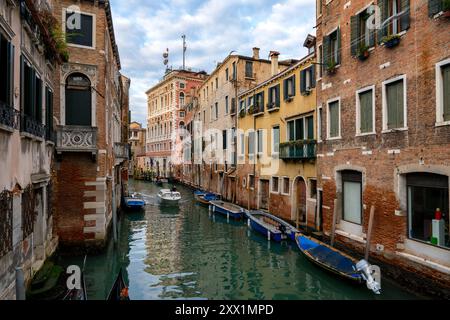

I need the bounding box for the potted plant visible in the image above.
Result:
[248,105,255,115]
[326,61,338,75]
[357,44,370,61]
[381,34,401,48]
[239,109,246,118]
[443,0,450,17]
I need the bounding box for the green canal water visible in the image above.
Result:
[57,179,420,300]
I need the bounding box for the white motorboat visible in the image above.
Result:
[157,189,181,203]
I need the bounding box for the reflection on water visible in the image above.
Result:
[57,180,419,300]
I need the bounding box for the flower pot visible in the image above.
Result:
[358,51,369,61]
[384,37,400,48]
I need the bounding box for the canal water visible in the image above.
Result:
[57,179,419,300]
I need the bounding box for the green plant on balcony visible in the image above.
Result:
[381,34,401,48]
[239,109,246,118]
[248,105,255,115]
[357,43,370,61]
[443,0,450,16]
[326,61,338,75]
[39,9,70,63]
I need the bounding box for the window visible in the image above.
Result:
[436,60,450,124]
[249,174,255,189]
[45,88,53,139]
[268,85,280,109]
[240,99,246,112]
[66,73,92,126]
[257,129,263,154]
[225,96,229,114]
[342,171,362,225]
[318,0,323,16]
[215,102,219,119]
[356,86,375,135]
[66,11,94,48]
[378,0,410,40]
[210,106,213,121]
[309,179,317,199]
[272,126,280,155]
[317,106,323,142]
[255,92,264,113]
[232,62,237,80]
[429,0,449,16]
[323,28,341,69]
[247,96,254,110]
[239,133,245,156]
[248,131,255,156]
[284,76,296,100]
[407,173,449,249]
[383,76,406,130]
[287,115,314,142]
[271,177,280,193]
[300,66,316,95]
[179,92,185,107]
[350,7,376,57]
[225,68,229,81]
[282,177,290,195]
[245,61,253,78]
[327,99,340,139]
[179,111,185,118]
[318,44,323,78]
[180,82,185,89]
[0,33,14,107]
[222,130,227,150]
[215,78,218,89]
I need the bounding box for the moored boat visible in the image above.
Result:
[158,189,182,203]
[107,268,130,301]
[295,233,381,294]
[124,193,146,210]
[196,193,220,206]
[209,200,244,219]
[246,210,299,242]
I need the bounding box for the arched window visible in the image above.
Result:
[179,92,185,107]
[179,121,185,130]
[66,73,91,126]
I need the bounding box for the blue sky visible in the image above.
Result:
[109,0,316,127]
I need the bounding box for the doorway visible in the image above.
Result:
[293,177,307,224]
[259,179,269,210]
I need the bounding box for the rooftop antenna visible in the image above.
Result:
[182,35,187,70]
[163,48,169,73]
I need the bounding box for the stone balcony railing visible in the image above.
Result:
[56,125,97,155]
[114,142,130,160]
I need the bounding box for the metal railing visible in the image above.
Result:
[21,113,45,138]
[0,101,20,130]
[280,140,317,160]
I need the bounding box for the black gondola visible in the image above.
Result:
[107,268,130,300]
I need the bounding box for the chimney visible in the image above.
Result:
[270,51,280,76]
[252,47,260,60]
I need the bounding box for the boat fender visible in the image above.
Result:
[267,230,271,241]
[355,259,381,295]
[247,219,251,228]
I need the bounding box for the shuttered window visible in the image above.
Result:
[272,126,280,154]
[306,116,314,139]
[378,0,410,41]
[358,89,373,133]
[328,100,340,138]
[342,171,363,225]
[300,66,316,94]
[350,9,376,56]
[268,85,280,108]
[248,131,255,155]
[66,12,94,47]
[386,79,404,129]
[443,64,450,121]
[428,0,444,17]
[45,88,53,138]
[323,28,341,67]
[245,61,253,78]
[284,76,296,100]
[0,33,14,106]
[21,58,42,124]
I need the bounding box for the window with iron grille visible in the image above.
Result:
[22,185,36,240]
[0,190,13,259]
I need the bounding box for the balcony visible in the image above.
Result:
[0,101,20,133]
[114,142,130,161]
[280,140,317,161]
[21,113,45,139]
[248,103,264,116]
[56,125,97,156]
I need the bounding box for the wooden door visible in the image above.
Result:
[260,180,269,210]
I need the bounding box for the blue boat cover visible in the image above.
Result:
[203,193,218,201]
[308,245,356,275]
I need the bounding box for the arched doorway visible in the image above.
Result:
[292,176,307,224]
[65,73,91,126]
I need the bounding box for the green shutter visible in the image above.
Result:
[360,90,373,133]
[428,0,443,17]
[292,75,296,96]
[323,35,330,66]
[378,0,388,43]
[398,81,404,128]
[288,121,295,141]
[336,27,341,65]
[275,84,280,107]
[307,116,314,139]
[400,0,410,32]
[329,101,339,137]
[283,79,288,100]
[300,70,306,94]
[6,42,15,106]
[443,65,450,121]
[311,66,316,88]
[387,80,404,129]
[268,88,272,106]
[350,15,359,56]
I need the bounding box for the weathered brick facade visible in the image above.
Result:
[316,0,450,297]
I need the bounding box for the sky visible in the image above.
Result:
[109,0,316,127]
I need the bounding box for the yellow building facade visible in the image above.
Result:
[237,47,319,229]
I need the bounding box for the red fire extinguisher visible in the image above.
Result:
[435,208,442,220]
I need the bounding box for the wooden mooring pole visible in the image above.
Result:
[330,199,338,247]
[365,205,376,261]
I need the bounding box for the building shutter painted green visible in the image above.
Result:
[300,69,306,94]
[350,15,359,56]
[6,42,14,106]
[36,77,42,123]
[443,64,450,121]
[283,79,288,100]
[336,27,341,65]
[360,90,373,133]
[387,80,404,129]
[288,121,295,141]
[323,35,330,66]
[378,0,388,43]
[268,88,272,106]
[292,75,296,96]
[307,116,314,139]
[329,101,339,137]
[311,66,316,88]
[428,0,443,17]
[400,0,410,31]
[275,84,280,107]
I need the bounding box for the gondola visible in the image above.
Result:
[295,233,381,294]
[107,269,130,300]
